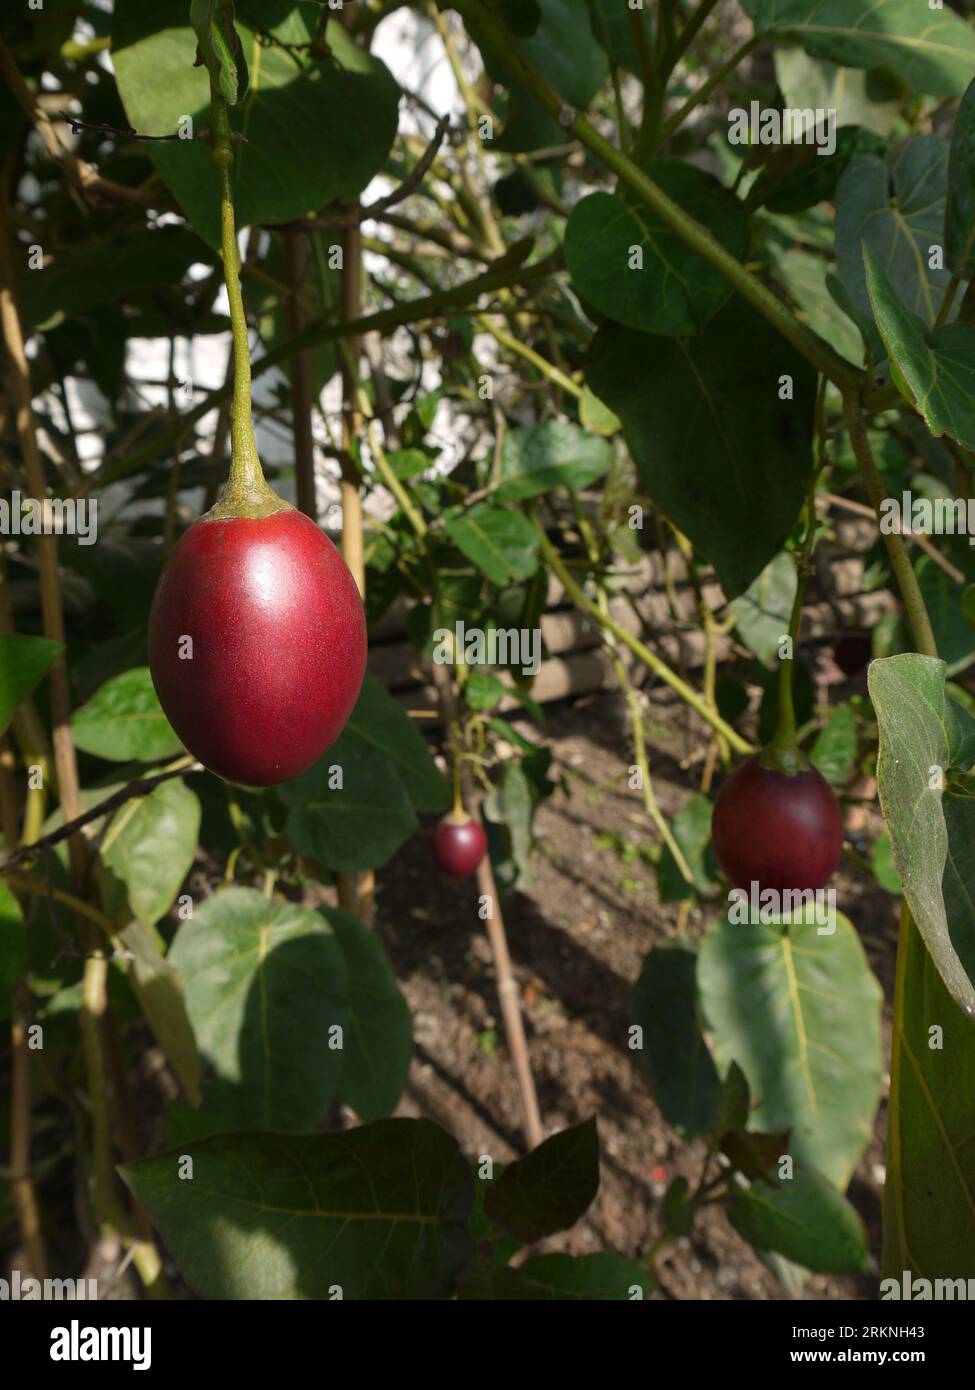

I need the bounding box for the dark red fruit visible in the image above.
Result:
[149,507,366,786]
[711,756,843,893]
[432,814,487,878]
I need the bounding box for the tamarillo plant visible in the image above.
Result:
[0,0,974,1301]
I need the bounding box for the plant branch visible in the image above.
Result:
[842,390,937,658]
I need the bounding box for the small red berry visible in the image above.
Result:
[711,756,843,894]
[432,814,487,878]
[149,508,366,786]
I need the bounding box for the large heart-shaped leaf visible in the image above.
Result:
[168,887,348,1130]
[565,161,749,336]
[864,245,975,454]
[697,908,883,1188]
[868,654,975,1014]
[120,1119,474,1298]
[112,2,400,245]
[742,0,975,97]
[585,299,817,597]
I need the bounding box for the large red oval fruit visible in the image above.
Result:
[711,756,843,894]
[149,507,366,786]
[432,815,487,878]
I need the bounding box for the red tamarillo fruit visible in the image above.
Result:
[432,812,488,878]
[711,755,844,894]
[149,507,366,787]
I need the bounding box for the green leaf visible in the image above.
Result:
[585,299,817,597]
[168,887,348,1130]
[475,0,609,153]
[656,793,717,902]
[882,917,975,1279]
[632,940,721,1138]
[493,422,610,500]
[328,909,411,1122]
[279,732,418,872]
[742,0,975,97]
[947,77,975,278]
[868,653,975,1014]
[864,245,975,454]
[0,885,24,1022]
[810,701,857,786]
[112,3,399,245]
[71,668,182,763]
[916,556,975,677]
[872,832,901,894]
[120,1119,474,1298]
[729,1163,870,1274]
[697,908,884,1187]
[17,226,213,331]
[0,634,61,738]
[587,0,652,76]
[101,778,201,927]
[444,504,539,586]
[484,1118,599,1242]
[773,46,900,138]
[344,674,449,812]
[730,552,797,666]
[516,1252,652,1299]
[116,919,202,1104]
[565,161,749,336]
[836,138,950,335]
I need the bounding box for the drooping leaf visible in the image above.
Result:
[343,675,449,812]
[168,887,348,1130]
[882,914,975,1279]
[328,908,411,1122]
[655,793,717,902]
[116,919,202,1103]
[697,907,884,1187]
[121,1119,474,1298]
[585,299,817,597]
[632,941,721,1138]
[868,654,975,1014]
[101,777,201,926]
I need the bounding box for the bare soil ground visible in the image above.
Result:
[379,684,898,1301]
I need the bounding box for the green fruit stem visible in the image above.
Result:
[206,87,285,520]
